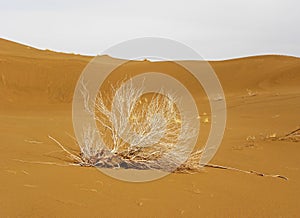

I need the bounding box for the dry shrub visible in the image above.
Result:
[76,79,201,172]
[43,79,289,180]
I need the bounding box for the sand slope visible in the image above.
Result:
[0,38,299,217]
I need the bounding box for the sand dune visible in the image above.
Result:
[0,38,299,217]
[1,38,299,105]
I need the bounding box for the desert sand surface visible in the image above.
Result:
[0,38,299,217]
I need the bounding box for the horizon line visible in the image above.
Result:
[1,37,299,62]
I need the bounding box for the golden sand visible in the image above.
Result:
[0,38,299,217]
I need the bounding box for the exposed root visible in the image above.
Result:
[278,127,300,142]
[264,127,300,143]
[175,149,288,180]
[204,164,288,181]
[13,157,288,181]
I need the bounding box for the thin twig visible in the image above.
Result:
[283,127,300,137]
[204,164,288,180]
[48,135,82,163]
[13,159,79,167]
[24,139,43,144]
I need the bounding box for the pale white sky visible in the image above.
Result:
[0,0,299,60]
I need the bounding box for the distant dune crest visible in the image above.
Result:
[0,38,299,106]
